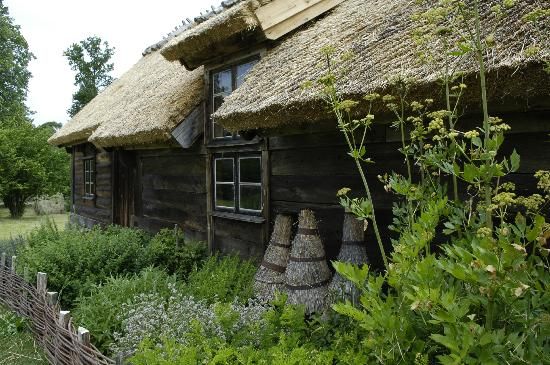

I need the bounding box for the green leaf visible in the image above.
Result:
[510,149,520,172]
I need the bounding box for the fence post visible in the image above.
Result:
[58,311,71,328]
[46,292,58,307]
[37,272,47,296]
[1,252,5,269]
[78,327,90,347]
[11,256,16,274]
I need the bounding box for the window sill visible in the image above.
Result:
[211,211,265,224]
[82,195,95,201]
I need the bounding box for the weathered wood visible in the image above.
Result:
[37,272,47,295]
[213,216,264,243]
[46,292,58,306]
[78,327,91,346]
[58,311,71,328]
[141,174,206,194]
[256,0,344,40]
[10,256,16,274]
[1,252,5,268]
[172,105,205,149]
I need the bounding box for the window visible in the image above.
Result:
[214,155,262,213]
[211,59,258,140]
[83,158,95,197]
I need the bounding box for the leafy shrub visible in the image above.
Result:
[146,228,207,279]
[183,254,256,303]
[73,267,177,353]
[18,223,151,306]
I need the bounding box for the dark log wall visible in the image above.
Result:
[267,111,550,270]
[132,144,208,242]
[72,143,113,227]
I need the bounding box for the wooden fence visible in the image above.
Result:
[0,252,116,365]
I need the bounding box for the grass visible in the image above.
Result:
[0,207,68,240]
[0,306,48,365]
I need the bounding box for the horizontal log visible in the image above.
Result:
[141,174,206,194]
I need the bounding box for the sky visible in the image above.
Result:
[5,0,215,125]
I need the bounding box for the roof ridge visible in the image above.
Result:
[142,0,247,56]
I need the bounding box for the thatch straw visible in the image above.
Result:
[49,51,204,147]
[285,209,331,314]
[161,0,264,69]
[328,211,367,305]
[213,0,550,132]
[254,214,293,302]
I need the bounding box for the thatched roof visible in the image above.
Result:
[161,0,267,69]
[49,51,204,147]
[213,0,550,132]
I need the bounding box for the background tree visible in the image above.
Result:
[0,122,70,218]
[64,36,114,117]
[0,0,34,126]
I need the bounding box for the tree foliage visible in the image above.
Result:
[0,0,33,125]
[0,122,70,218]
[63,36,114,117]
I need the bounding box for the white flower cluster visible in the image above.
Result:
[111,284,268,355]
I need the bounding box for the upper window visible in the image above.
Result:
[83,157,95,197]
[214,155,262,213]
[211,59,258,140]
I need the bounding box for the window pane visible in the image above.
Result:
[240,157,261,183]
[216,184,235,208]
[213,69,232,94]
[240,185,261,211]
[236,61,257,88]
[213,95,225,113]
[215,159,234,182]
[213,121,226,139]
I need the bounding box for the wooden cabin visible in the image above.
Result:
[50,0,550,266]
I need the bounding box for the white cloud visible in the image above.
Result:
[5,0,216,125]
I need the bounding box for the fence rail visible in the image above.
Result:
[0,252,116,365]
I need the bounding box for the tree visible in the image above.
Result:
[0,122,70,218]
[0,0,34,126]
[63,36,114,117]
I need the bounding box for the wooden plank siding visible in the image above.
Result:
[132,144,208,242]
[71,143,113,227]
[267,115,550,269]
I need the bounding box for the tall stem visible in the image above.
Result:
[473,0,493,229]
[342,130,389,270]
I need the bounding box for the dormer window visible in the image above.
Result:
[210,58,258,140]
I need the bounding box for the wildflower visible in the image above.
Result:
[448,131,459,138]
[514,283,529,297]
[477,227,492,238]
[492,192,516,207]
[410,101,424,111]
[511,243,527,254]
[364,93,380,101]
[337,187,351,197]
[464,130,479,139]
[428,118,444,132]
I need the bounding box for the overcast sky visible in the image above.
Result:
[5,0,215,125]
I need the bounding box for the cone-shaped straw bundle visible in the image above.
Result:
[285,209,331,314]
[329,210,368,305]
[254,214,293,302]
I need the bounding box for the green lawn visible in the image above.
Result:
[0,306,48,365]
[0,207,68,240]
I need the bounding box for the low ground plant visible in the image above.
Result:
[0,306,47,365]
[183,254,256,304]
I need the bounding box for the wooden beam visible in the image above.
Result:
[255,0,344,40]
